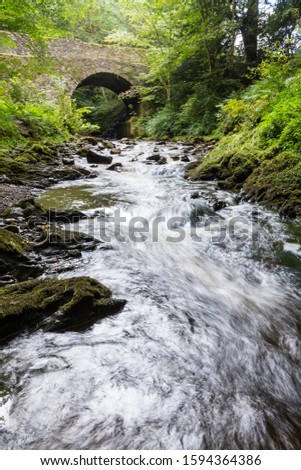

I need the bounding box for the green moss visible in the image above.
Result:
[80,136,99,145]
[0,142,58,176]
[0,277,111,317]
[26,143,56,159]
[0,151,27,175]
[189,143,260,184]
[0,228,31,262]
[245,151,301,215]
[0,277,126,340]
[16,198,46,216]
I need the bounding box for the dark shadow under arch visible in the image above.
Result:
[73,72,140,138]
[76,72,133,95]
[75,72,139,117]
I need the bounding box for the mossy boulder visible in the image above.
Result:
[80,137,99,145]
[0,229,30,262]
[0,151,27,176]
[0,276,126,341]
[26,143,56,159]
[0,145,56,177]
[3,197,47,224]
[0,228,37,282]
[188,143,260,185]
[0,228,30,272]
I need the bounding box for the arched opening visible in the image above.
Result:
[72,72,139,138]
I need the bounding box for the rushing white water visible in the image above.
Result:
[1,141,301,450]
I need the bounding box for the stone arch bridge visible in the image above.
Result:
[48,38,146,99]
[2,37,147,120]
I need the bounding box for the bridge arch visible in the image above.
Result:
[72,72,140,137]
[74,72,138,118]
[76,72,133,95]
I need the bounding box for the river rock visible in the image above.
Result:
[103,140,116,150]
[0,228,41,282]
[86,150,113,165]
[80,136,99,145]
[110,148,122,155]
[48,209,88,224]
[62,157,75,165]
[213,200,228,211]
[106,163,123,172]
[147,155,162,162]
[3,225,19,234]
[0,228,31,265]
[8,207,25,219]
[0,276,126,341]
[33,226,100,255]
[185,161,199,172]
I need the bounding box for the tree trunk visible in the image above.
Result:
[240,0,259,66]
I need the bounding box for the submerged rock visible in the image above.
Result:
[48,209,87,224]
[62,157,75,165]
[212,200,228,211]
[0,276,126,341]
[146,155,167,165]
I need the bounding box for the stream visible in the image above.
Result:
[1,141,301,450]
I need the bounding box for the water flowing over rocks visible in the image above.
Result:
[0,139,301,450]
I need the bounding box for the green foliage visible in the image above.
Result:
[190,53,301,216]
[1,0,300,145]
[144,106,179,138]
[0,0,88,48]
[70,0,128,44]
[0,76,96,150]
[73,86,126,136]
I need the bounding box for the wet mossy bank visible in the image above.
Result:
[188,141,301,218]
[0,135,127,342]
[188,56,301,219]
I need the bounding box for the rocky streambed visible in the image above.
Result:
[0,137,211,343]
[0,137,135,342]
[1,138,301,450]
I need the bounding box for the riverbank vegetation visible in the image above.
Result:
[0,0,97,152]
[189,51,301,217]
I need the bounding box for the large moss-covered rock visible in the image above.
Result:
[0,227,42,283]
[0,276,126,341]
[0,228,30,264]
